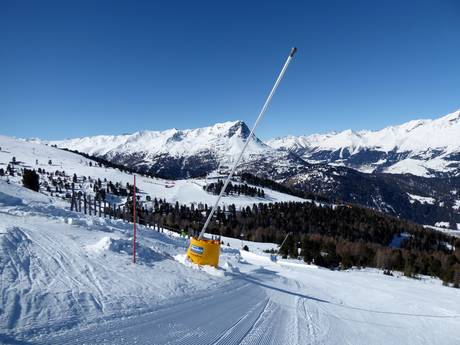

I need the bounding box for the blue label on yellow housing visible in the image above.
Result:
[191,244,204,255]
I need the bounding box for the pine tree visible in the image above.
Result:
[23,169,40,192]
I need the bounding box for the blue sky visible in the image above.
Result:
[1,0,459,140]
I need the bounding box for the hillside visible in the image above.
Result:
[0,135,304,209]
[1,181,460,344]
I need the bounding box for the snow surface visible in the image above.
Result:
[1,181,460,345]
[435,221,450,228]
[424,225,460,238]
[452,200,460,211]
[407,193,436,205]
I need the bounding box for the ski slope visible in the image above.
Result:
[1,181,460,345]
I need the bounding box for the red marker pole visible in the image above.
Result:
[133,174,137,264]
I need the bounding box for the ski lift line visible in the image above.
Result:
[198,47,297,240]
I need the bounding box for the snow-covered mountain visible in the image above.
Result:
[54,120,269,158]
[43,113,460,227]
[50,121,280,179]
[51,109,460,179]
[268,109,460,177]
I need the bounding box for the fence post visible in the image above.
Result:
[84,193,87,214]
[88,195,92,216]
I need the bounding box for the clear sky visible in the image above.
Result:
[1,0,459,140]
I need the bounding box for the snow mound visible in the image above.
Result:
[108,238,169,265]
[85,236,114,254]
[173,254,226,277]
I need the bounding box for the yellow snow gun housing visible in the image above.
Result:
[187,237,221,267]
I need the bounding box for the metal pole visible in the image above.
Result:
[198,47,297,239]
[278,232,291,253]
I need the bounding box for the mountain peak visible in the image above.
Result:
[226,120,250,138]
[50,119,269,163]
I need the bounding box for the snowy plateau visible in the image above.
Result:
[0,132,460,344]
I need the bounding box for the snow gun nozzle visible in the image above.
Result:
[290,47,297,57]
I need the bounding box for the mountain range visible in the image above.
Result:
[48,109,460,228]
[269,109,460,178]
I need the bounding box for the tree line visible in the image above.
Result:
[240,172,329,202]
[138,196,460,287]
[205,180,265,198]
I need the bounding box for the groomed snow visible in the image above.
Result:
[1,182,460,345]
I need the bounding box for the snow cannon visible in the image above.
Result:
[186,47,296,267]
[187,237,221,267]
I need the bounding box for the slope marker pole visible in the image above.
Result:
[198,47,297,240]
[133,174,137,264]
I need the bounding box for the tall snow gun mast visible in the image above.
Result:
[186,47,297,267]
